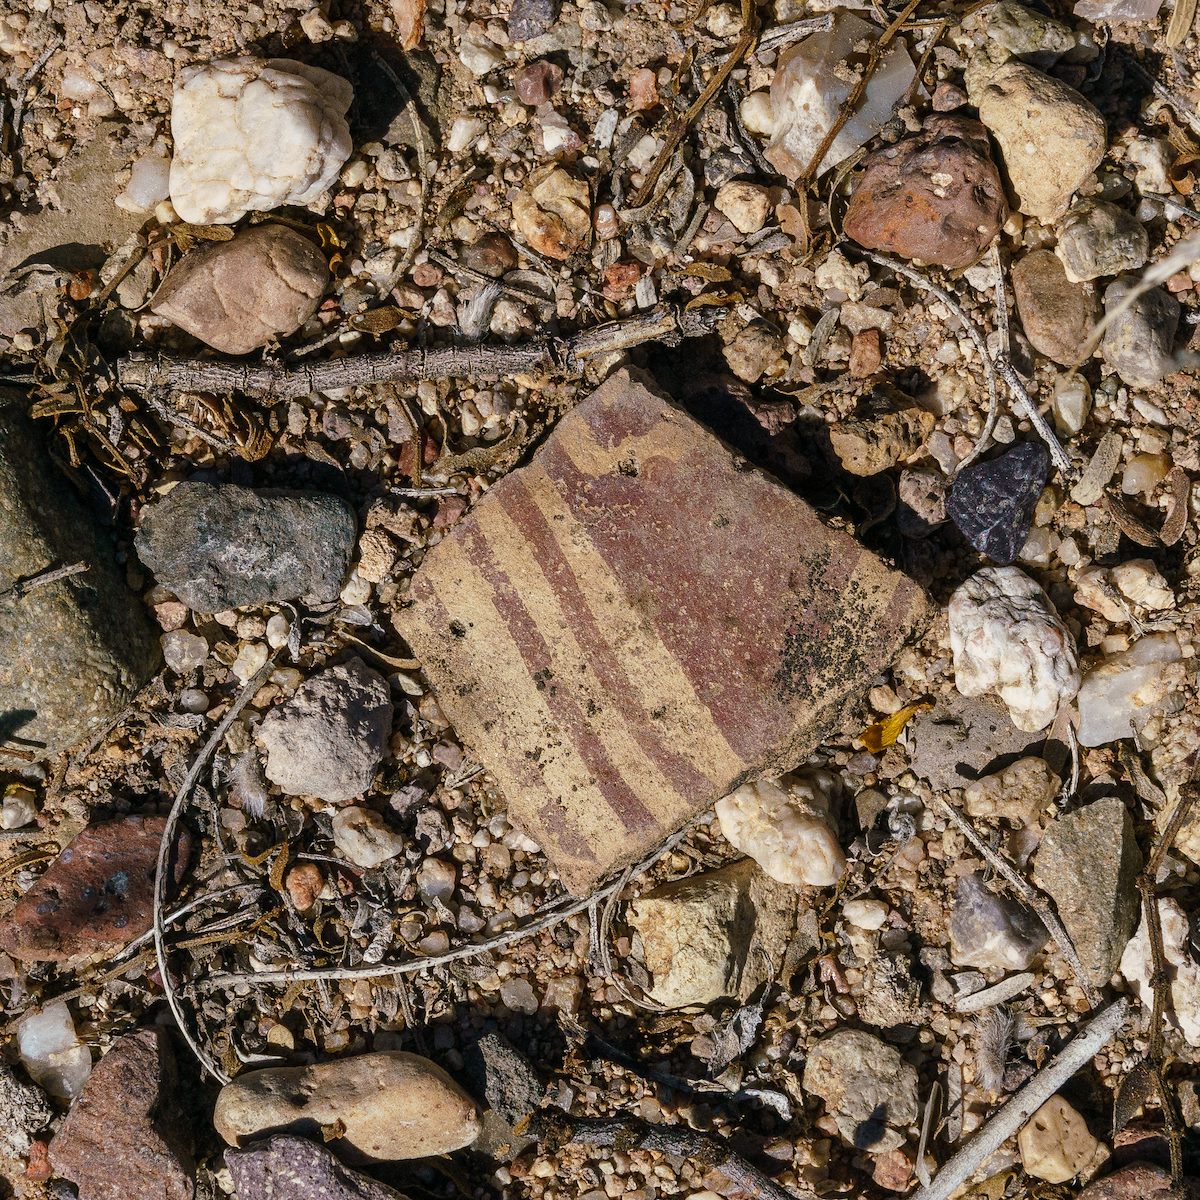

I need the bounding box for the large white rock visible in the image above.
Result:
[765,11,915,180]
[169,57,353,225]
[1121,897,1200,1046]
[1076,632,1184,747]
[715,770,845,887]
[949,566,1080,733]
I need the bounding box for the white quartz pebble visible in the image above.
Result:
[17,1002,92,1100]
[715,771,845,887]
[1076,632,1183,746]
[765,12,915,179]
[949,566,1080,733]
[1121,898,1200,1045]
[169,57,353,224]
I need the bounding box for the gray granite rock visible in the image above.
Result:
[257,658,392,804]
[1033,797,1142,989]
[1,395,159,757]
[1102,281,1180,389]
[227,1135,409,1200]
[135,481,355,612]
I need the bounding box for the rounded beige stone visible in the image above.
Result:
[213,1051,481,1162]
[1018,1095,1104,1183]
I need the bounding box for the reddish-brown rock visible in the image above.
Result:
[397,369,929,891]
[150,223,329,355]
[0,816,191,963]
[50,1028,195,1200]
[1077,1163,1188,1200]
[514,60,563,106]
[843,116,1007,270]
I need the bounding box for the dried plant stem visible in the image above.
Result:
[954,971,1035,1014]
[911,998,1129,1200]
[529,1110,813,1200]
[153,655,278,1084]
[201,821,698,991]
[1131,775,1200,1183]
[117,304,720,399]
[992,357,1074,480]
[0,560,89,600]
[932,795,1101,1010]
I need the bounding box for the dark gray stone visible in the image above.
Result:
[1,395,159,757]
[135,481,355,612]
[1033,797,1142,989]
[226,1135,409,1200]
[508,0,558,40]
[947,441,1050,565]
[462,1032,543,1126]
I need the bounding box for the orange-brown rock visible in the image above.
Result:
[397,369,929,892]
[1012,249,1098,367]
[843,116,1007,269]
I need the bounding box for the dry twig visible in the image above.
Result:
[117,304,723,399]
[931,794,1101,1010]
[911,998,1130,1200]
[153,654,278,1084]
[201,820,699,990]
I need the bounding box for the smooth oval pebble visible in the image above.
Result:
[214,1051,481,1163]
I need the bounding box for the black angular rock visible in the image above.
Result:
[135,481,356,613]
[946,441,1049,565]
[227,1135,408,1200]
[508,0,557,40]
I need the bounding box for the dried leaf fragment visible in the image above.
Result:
[859,697,933,753]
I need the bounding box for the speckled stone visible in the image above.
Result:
[0,816,191,963]
[397,368,929,892]
[50,1028,194,1200]
[227,1135,409,1200]
[1,395,159,758]
[947,441,1050,564]
[135,481,355,613]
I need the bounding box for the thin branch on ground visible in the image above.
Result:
[200,819,700,990]
[528,1109,814,1200]
[855,251,999,477]
[993,356,1075,480]
[0,560,89,600]
[153,654,278,1084]
[953,971,1036,1014]
[117,304,724,398]
[931,794,1101,1010]
[1130,773,1200,1184]
[911,998,1129,1200]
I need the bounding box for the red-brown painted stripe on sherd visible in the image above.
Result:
[397,369,929,893]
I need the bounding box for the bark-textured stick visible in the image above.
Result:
[117,305,713,398]
[911,998,1129,1200]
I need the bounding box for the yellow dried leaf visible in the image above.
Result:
[681,263,733,282]
[859,697,934,754]
[684,289,743,311]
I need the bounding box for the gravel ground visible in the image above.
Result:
[0,0,1199,1198]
